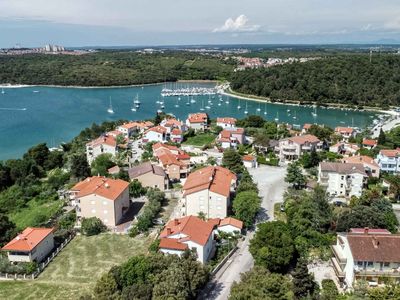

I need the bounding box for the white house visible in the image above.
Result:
[318,162,367,198]
[216,117,237,130]
[375,149,400,174]
[186,113,208,131]
[331,229,400,289]
[242,155,258,168]
[142,126,167,143]
[86,134,118,164]
[216,217,243,234]
[217,128,245,150]
[159,216,215,263]
[335,127,357,141]
[2,227,55,263]
[276,134,322,161]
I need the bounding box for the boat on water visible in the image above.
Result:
[1,88,4,94]
[263,103,267,115]
[237,99,241,110]
[200,99,205,111]
[312,106,317,117]
[190,98,196,104]
[107,97,114,114]
[275,112,279,122]
[257,103,261,112]
[134,94,141,105]
[33,90,40,93]
[244,103,248,115]
[293,111,297,120]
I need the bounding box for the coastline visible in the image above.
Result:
[222,88,398,117]
[0,79,217,89]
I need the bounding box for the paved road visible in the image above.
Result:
[199,165,288,300]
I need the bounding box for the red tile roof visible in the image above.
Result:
[242,155,255,162]
[217,117,237,125]
[159,237,188,251]
[303,123,312,130]
[362,139,377,147]
[219,217,243,230]
[171,128,182,135]
[145,126,167,135]
[380,149,400,158]
[160,216,214,246]
[335,127,355,134]
[159,152,185,167]
[183,166,236,197]
[86,134,117,148]
[288,134,320,145]
[152,143,179,153]
[342,155,378,168]
[350,228,391,234]
[187,113,208,123]
[2,227,54,252]
[71,176,129,201]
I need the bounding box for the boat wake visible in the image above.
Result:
[0,107,27,111]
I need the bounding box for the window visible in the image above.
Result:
[384,262,390,267]
[91,209,96,213]
[367,261,373,267]
[103,201,107,205]
[341,176,344,180]
[91,200,95,205]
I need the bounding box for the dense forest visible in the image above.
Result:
[231,54,400,107]
[0,51,234,86]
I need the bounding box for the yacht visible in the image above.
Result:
[311,106,317,117]
[134,94,141,105]
[107,97,114,114]
[256,103,261,112]
[1,88,4,94]
[244,103,248,115]
[293,111,297,120]
[263,103,267,115]
[275,112,279,122]
[237,99,241,110]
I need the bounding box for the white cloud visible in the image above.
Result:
[213,15,260,33]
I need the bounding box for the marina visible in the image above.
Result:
[0,83,378,160]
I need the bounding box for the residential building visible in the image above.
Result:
[128,162,168,191]
[70,176,130,227]
[335,127,356,141]
[362,139,377,149]
[318,162,367,198]
[216,117,237,130]
[142,126,167,143]
[182,166,237,219]
[342,155,380,178]
[276,134,322,161]
[214,217,243,234]
[117,122,139,138]
[86,134,118,164]
[170,128,183,143]
[160,118,187,135]
[107,165,120,175]
[186,113,208,131]
[217,128,245,149]
[159,216,215,263]
[331,229,400,288]
[375,149,400,173]
[2,227,55,263]
[302,123,312,134]
[330,142,360,156]
[242,155,258,168]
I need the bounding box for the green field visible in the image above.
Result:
[183,133,216,146]
[0,234,150,299]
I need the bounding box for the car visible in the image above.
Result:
[280,203,285,212]
[132,150,137,154]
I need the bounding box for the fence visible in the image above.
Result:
[0,233,76,281]
[211,245,238,276]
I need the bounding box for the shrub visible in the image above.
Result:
[81,217,107,236]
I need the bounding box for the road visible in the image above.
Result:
[199,165,288,300]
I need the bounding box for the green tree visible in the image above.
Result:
[308,125,333,140]
[250,221,295,273]
[70,154,91,179]
[129,179,147,198]
[91,153,115,176]
[81,217,107,236]
[285,162,306,189]
[229,266,294,300]
[222,149,244,174]
[44,150,64,171]
[292,259,318,300]
[232,191,261,227]
[300,150,320,169]
[377,128,386,145]
[120,255,152,287]
[253,132,270,147]
[93,273,120,300]
[24,143,50,168]
[0,212,17,247]
[321,279,339,300]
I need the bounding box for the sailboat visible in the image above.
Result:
[263,103,267,115]
[1,88,4,94]
[237,99,241,110]
[107,97,114,114]
[225,97,230,104]
[200,99,205,111]
[190,97,196,104]
[131,97,137,112]
[274,112,279,122]
[257,103,261,112]
[244,102,248,115]
[292,110,297,120]
[174,98,179,108]
[134,94,141,108]
[186,97,190,106]
[311,106,317,117]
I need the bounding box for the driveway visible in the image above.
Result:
[199,165,288,300]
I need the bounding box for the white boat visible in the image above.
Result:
[237,99,241,110]
[257,103,261,112]
[218,103,221,106]
[134,94,141,105]
[200,99,205,111]
[275,112,279,122]
[157,109,162,114]
[190,98,196,104]
[107,97,114,114]
[311,106,317,117]
[1,88,4,94]
[263,103,267,115]
[205,105,211,109]
[33,90,40,93]
[293,111,297,120]
[244,103,248,115]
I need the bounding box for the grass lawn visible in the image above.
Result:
[0,234,151,299]
[274,203,287,222]
[9,200,64,230]
[183,133,216,147]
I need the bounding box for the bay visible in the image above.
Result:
[0,83,376,160]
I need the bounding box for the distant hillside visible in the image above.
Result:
[0,51,235,86]
[230,54,400,107]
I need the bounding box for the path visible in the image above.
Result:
[199,165,287,300]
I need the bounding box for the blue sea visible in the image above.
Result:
[0,83,376,160]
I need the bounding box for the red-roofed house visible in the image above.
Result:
[159,216,215,263]
[170,128,183,143]
[86,134,118,164]
[70,177,130,227]
[160,118,187,136]
[142,126,167,143]
[362,139,377,149]
[182,166,237,219]
[2,227,54,263]
[342,155,380,178]
[375,149,400,173]
[152,143,191,180]
[330,142,360,156]
[217,217,243,234]
[216,117,237,130]
[186,113,208,131]
[335,127,357,141]
[217,128,245,149]
[302,123,312,133]
[332,229,400,288]
[117,121,154,138]
[242,154,258,168]
[276,134,322,161]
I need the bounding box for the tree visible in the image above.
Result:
[93,273,120,300]
[129,179,147,198]
[249,221,295,273]
[0,213,16,247]
[308,125,333,141]
[70,154,91,179]
[120,255,152,287]
[292,259,318,300]
[300,150,320,169]
[0,163,12,191]
[285,162,306,189]
[232,191,261,227]
[253,132,270,147]
[229,266,294,300]
[91,153,115,176]
[222,149,244,174]
[24,143,50,168]
[81,217,107,236]
[377,128,386,145]
[44,150,64,171]
[336,206,388,232]
[320,279,338,300]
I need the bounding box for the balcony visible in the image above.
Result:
[332,245,347,264]
[331,257,345,278]
[354,267,400,277]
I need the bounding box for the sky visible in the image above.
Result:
[1,0,400,47]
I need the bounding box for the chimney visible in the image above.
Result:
[364,227,369,234]
[105,183,110,189]
[166,228,171,235]
[174,219,179,226]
